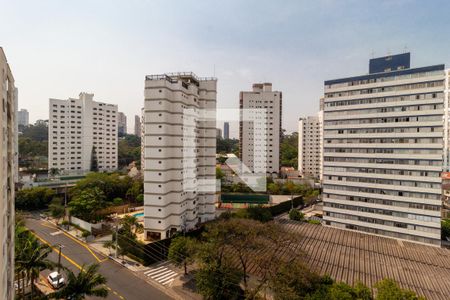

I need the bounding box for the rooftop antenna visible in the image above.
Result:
[213,64,216,77]
[403,45,408,53]
[370,50,375,58]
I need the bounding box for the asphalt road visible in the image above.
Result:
[25,217,173,300]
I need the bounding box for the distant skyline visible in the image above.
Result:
[2,0,450,137]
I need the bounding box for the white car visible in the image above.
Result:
[47,271,65,289]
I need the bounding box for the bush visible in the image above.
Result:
[307,219,321,225]
[289,209,304,221]
[113,197,124,206]
[81,231,91,238]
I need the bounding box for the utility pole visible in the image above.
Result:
[64,182,68,223]
[291,192,294,210]
[57,244,62,273]
[114,223,119,259]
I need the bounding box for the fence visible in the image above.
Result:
[70,216,102,232]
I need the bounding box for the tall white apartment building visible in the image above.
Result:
[140,107,145,170]
[239,83,282,175]
[323,53,446,245]
[48,92,118,173]
[17,108,29,127]
[298,115,321,179]
[0,47,17,300]
[143,73,217,240]
[118,112,127,136]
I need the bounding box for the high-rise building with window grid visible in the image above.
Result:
[0,47,17,300]
[322,53,448,245]
[143,73,216,240]
[48,92,118,173]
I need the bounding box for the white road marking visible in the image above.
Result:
[143,263,179,286]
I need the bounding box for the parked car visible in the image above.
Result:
[47,271,65,289]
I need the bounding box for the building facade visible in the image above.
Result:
[17,108,29,127]
[0,47,17,300]
[143,73,217,240]
[239,83,282,175]
[48,92,118,174]
[298,115,321,179]
[134,115,141,136]
[118,112,127,136]
[140,107,145,170]
[224,122,230,139]
[216,128,222,139]
[322,53,446,245]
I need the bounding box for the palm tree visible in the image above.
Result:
[120,215,143,237]
[15,224,30,298]
[15,231,55,299]
[49,264,108,300]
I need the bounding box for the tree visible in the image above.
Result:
[69,187,107,222]
[280,132,298,168]
[196,262,243,300]
[216,166,225,180]
[120,215,144,238]
[90,146,99,172]
[325,282,372,300]
[197,218,300,297]
[289,209,304,221]
[15,227,55,299]
[49,167,60,177]
[136,194,144,205]
[49,199,65,224]
[118,134,141,168]
[216,138,239,154]
[71,172,133,202]
[18,122,49,169]
[126,177,143,202]
[270,260,329,300]
[267,182,281,194]
[168,236,195,275]
[49,264,108,300]
[441,219,450,240]
[15,186,55,210]
[234,205,273,223]
[375,279,425,300]
[113,197,124,206]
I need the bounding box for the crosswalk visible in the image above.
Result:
[143,262,178,286]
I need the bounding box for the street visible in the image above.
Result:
[25,217,173,300]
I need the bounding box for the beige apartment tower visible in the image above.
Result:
[49,93,118,174]
[143,73,217,240]
[0,47,17,300]
[239,83,282,175]
[298,115,321,179]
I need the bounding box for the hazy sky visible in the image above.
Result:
[2,0,450,137]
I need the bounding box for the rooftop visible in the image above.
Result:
[145,72,217,84]
[324,52,445,86]
[276,220,450,300]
